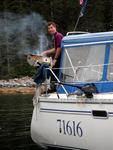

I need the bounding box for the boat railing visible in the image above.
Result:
[56,62,113,83]
[66,31,89,35]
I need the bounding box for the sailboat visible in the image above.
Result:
[30,31,113,150]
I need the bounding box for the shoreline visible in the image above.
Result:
[0,76,36,94]
[0,87,35,94]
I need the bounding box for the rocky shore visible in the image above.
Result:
[0,76,36,94]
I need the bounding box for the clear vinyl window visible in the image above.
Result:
[61,45,105,83]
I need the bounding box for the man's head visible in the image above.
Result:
[47,21,57,35]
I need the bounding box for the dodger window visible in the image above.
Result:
[61,44,105,83]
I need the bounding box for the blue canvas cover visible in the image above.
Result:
[57,31,113,94]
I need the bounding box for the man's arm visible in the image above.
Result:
[41,48,55,56]
[52,47,61,67]
[54,47,61,59]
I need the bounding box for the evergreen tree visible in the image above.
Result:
[0,0,113,79]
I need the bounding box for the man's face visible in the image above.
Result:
[48,24,56,35]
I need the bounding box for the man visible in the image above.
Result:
[42,21,63,82]
[42,21,63,68]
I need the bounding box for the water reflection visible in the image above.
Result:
[0,94,41,150]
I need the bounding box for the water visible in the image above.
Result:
[0,94,42,150]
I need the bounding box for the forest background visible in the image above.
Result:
[0,0,113,79]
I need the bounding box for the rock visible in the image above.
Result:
[0,76,36,88]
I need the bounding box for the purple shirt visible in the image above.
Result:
[54,32,63,52]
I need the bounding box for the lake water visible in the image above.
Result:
[0,94,43,150]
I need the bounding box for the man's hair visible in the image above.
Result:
[47,21,56,28]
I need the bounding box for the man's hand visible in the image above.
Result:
[41,51,47,56]
[41,48,55,57]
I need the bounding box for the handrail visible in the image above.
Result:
[66,31,89,35]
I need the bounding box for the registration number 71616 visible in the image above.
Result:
[57,119,83,137]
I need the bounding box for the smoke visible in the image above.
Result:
[0,12,48,56]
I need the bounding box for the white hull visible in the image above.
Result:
[31,93,113,150]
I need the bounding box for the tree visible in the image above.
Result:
[0,0,113,79]
[103,0,113,31]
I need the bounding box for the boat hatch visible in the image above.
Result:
[57,31,113,94]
